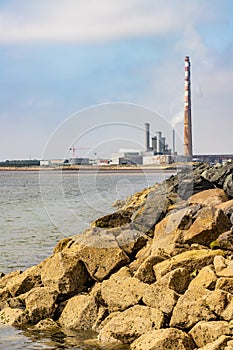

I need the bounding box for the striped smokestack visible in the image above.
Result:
[184,56,193,159]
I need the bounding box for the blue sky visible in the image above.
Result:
[0,0,233,160]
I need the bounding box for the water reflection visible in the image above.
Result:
[22,328,129,349]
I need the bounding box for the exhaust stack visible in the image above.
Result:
[172,129,176,154]
[145,123,150,151]
[156,131,162,154]
[184,56,193,159]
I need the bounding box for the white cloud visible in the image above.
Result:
[0,0,223,43]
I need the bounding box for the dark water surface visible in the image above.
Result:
[0,169,174,350]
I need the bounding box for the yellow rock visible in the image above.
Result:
[188,188,228,206]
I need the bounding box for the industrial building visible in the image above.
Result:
[111,149,143,165]
[69,158,90,165]
[40,159,66,167]
[192,154,233,165]
[110,124,173,165]
[40,157,90,167]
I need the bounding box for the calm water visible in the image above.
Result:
[0,169,173,350]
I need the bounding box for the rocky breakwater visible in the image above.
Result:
[1,162,233,349]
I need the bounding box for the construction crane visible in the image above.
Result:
[69,146,90,158]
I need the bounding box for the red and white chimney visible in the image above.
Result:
[184,56,193,159]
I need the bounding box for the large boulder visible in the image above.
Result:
[24,287,58,324]
[213,255,227,274]
[154,249,225,279]
[0,307,29,326]
[101,271,148,312]
[171,172,215,200]
[170,283,232,330]
[189,321,233,348]
[223,174,233,198]
[130,187,170,233]
[152,203,230,255]
[204,289,232,317]
[130,328,195,350]
[137,266,190,311]
[41,251,89,297]
[98,305,164,344]
[7,265,43,297]
[214,230,233,251]
[0,293,25,311]
[188,188,228,206]
[217,199,233,217]
[216,277,233,294]
[69,228,130,281]
[159,267,191,294]
[143,283,179,315]
[115,227,147,256]
[151,205,200,255]
[188,265,217,290]
[0,271,21,289]
[59,294,99,331]
[113,186,155,211]
[76,246,130,282]
[130,240,160,275]
[94,184,163,232]
[197,335,232,350]
[93,210,132,228]
[214,256,233,277]
[92,184,162,228]
[134,255,165,284]
[182,207,231,246]
[170,286,216,330]
[221,299,233,321]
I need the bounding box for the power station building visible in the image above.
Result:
[110,123,173,165]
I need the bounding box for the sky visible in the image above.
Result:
[0,0,233,160]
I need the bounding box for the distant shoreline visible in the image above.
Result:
[0,164,180,172]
